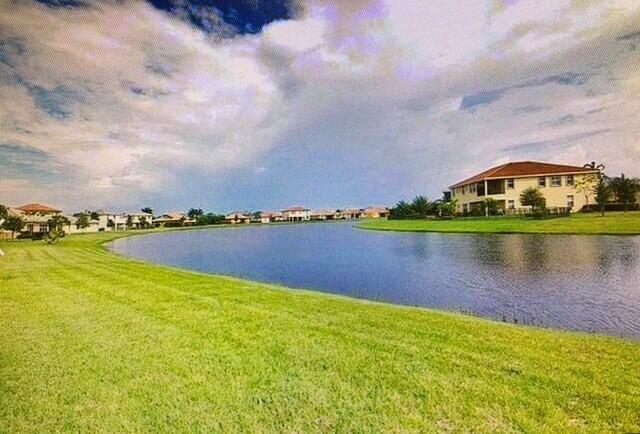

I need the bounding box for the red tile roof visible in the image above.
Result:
[15,203,61,213]
[450,161,599,188]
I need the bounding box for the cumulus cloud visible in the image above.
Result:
[1,0,289,209]
[1,0,639,211]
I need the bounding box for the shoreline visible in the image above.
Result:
[357,212,640,235]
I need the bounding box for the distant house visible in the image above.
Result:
[12,203,62,237]
[64,215,100,234]
[94,210,127,231]
[449,161,600,214]
[310,209,336,220]
[154,212,194,227]
[258,211,283,223]
[124,212,154,229]
[362,207,389,219]
[281,206,311,222]
[225,211,251,224]
[336,208,362,219]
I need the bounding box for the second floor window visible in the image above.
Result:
[566,175,574,186]
[538,176,546,187]
[551,175,562,187]
[507,178,514,189]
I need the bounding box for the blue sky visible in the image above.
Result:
[1,0,639,213]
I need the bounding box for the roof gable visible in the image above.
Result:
[15,203,61,213]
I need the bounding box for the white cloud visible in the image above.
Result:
[1,0,639,210]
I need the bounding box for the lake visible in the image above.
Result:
[109,222,640,338]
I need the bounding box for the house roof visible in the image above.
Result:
[156,212,185,221]
[282,206,309,211]
[311,209,335,215]
[15,203,61,213]
[225,212,250,218]
[363,207,389,213]
[450,161,599,188]
[259,211,282,217]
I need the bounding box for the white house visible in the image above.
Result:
[281,206,311,222]
[258,211,284,223]
[310,209,336,220]
[225,211,251,224]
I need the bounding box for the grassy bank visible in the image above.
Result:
[1,232,639,432]
[359,211,640,235]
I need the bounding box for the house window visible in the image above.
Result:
[538,176,546,187]
[507,178,514,189]
[463,203,469,213]
[550,175,562,187]
[567,195,574,208]
[566,175,574,186]
[508,200,515,209]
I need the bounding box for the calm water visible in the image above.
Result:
[109,223,640,338]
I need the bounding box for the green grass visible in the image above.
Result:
[359,211,640,235]
[1,232,639,433]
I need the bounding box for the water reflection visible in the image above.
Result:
[110,224,640,338]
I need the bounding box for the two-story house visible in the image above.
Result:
[449,161,600,214]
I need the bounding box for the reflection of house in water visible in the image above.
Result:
[464,234,633,274]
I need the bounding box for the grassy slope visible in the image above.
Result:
[1,232,639,433]
[359,212,640,235]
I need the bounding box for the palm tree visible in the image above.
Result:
[411,195,431,217]
[609,173,640,211]
[390,201,412,219]
[187,208,204,220]
[584,161,608,216]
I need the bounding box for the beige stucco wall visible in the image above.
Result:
[451,173,597,213]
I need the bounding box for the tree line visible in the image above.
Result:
[389,196,458,220]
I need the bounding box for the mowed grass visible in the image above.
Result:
[359,211,640,235]
[1,232,640,433]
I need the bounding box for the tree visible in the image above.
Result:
[482,198,499,216]
[141,207,153,215]
[520,187,546,212]
[187,208,204,220]
[75,213,90,230]
[90,211,100,221]
[2,215,24,238]
[609,173,640,211]
[126,215,134,229]
[48,215,69,232]
[389,201,412,219]
[139,216,148,229]
[0,204,8,220]
[574,174,598,209]
[197,213,225,225]
[411,196,431,217]
[437,199,458,217]
[594,176,611,217]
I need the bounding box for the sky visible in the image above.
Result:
[1,0,639,213]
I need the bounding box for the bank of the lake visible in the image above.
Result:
[359,211,640,235]
[1,232,639,432]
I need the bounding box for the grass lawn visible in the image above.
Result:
[359,211,640,235]
[1,232,639,432]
